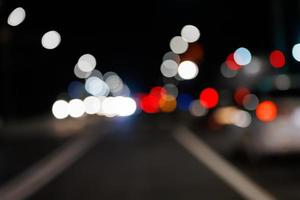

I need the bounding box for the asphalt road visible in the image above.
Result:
[30,116,242,200]
[1,115,300,199]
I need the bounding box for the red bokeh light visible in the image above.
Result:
[226,53,241,71]
[269,50,285,68]
[140,94,160,114]
[234,87,250,106]
[150,86,166,98]
[256,101,277,122]
[199,88,219,109]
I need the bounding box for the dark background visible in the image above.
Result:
[0,0,299,120]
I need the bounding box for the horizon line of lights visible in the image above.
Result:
[52,96,137,119]
[50,50,137,119]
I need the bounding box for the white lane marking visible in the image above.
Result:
[0,133,102,200]
[173,126,276,200]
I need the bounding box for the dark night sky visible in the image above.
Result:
[1,0,299,119]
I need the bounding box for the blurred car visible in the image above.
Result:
[242,96,300,157]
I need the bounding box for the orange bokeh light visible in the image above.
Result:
[159,95,177,112]
[256,101,277,122]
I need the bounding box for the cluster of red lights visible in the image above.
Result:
[220,49,285,123]
[138,86,221,114]
[139,87,166,114]
[138,47,285,124]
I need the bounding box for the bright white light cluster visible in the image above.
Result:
[169,25,200,54]
[78,54,97,72]
[161,25,200,80]
[85,76,109,96]
[41,31,61,49]
[104,72,124,94]
[292,44,300,62]
[52,96,136,119]
[233,47,252,66]
[52,51,134,119]
[73,55,130,97]
[74,54,97,76]
[170,36,188,54]
[161,59,178,78]
[8,7,63,50]
[178,61,198,80]
[7,7,26,26]
[101,96,136,117]
[181,25,201,43]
